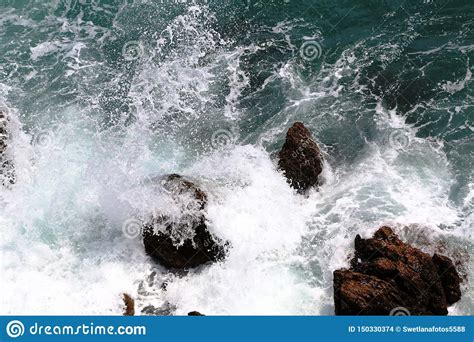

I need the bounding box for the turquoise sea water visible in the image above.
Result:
[0,0,472,315]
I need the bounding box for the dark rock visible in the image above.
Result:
[122,293,135,316]
[334,270,405,315]
[141,305,157,316]
[141,302,176,316]
[188,311,205,316]
[0,110,15,185]
[432,253,462,305]
[334,226,462,315]
[278,122,323,192]
[0,110,7,155]
[142,174,228,269]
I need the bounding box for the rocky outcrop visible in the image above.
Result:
[432,253,462,305]
[334,226,462,315]
[188,311,205,316]
[122,293,135,316]
[278,122,323,193]
[142,174,228,269]
[334,270,406,315]
[0,110,15,185]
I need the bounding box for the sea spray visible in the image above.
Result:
[0,0,472,315]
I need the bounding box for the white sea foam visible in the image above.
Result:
[0,2,472,316]
[30,42,60,61]
[0,88,471,315]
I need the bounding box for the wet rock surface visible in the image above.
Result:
[0,111,7,155]
[334,226,462,315]
[141,302,177,316]
[278,122,323,193]
[432,253,462,305]
[142,174,228,269]
[0,110,15,185]
[122,293,135,316]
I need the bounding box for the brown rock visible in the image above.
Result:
[278,122,323,192]
[122,293,135,316]
[334,270,404,315]
[432,253,462,305]
[334,227,462,315]
[188,311,205,316]
[142,174,228,269]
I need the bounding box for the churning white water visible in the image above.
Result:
[0,2,472,315]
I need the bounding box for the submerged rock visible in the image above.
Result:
[0,110,15,185]
[0,111,7,154]
[142,174,228,269]
[334,226,462,315]
[122,293,135,316]
[278,122,323,192]
[141,302,176,316]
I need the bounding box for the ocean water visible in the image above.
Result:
[0,0,472,315]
